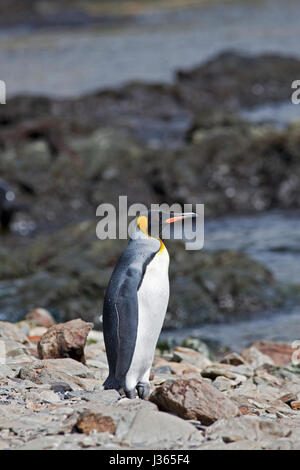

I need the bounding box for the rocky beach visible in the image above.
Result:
[0,315,300,450]
[1,0,300,451]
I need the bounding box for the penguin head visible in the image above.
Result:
[132,210,197,241]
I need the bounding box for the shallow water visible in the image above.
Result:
[205,210,300,284]
[162,210,300,349]
[1,0,300,98]
[161,306,300,351]
[241,102,300,128]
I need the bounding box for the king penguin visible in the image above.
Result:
[102,210,196,399]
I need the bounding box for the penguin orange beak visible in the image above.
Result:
[165,215,187,224]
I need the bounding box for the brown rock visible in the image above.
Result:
[249,341,294,366]
[172,346,212,368]
[238,404,260,416]
[76,411,116,435]
[38,319,93,363]
[149,377,239,425]
[241,346,274,368]
[201,363,251,382]
[25,308,55,328]
[149,369,155,381]
[220,352,245,366]
[232,396,270,417]
[280,393,297,405]
[291,401,300,410]
[168,361,202,377]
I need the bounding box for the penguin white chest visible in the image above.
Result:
[138,247,170,324]
[125,247,169,389]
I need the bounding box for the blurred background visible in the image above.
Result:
[1,0,300,351]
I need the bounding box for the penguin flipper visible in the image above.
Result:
[115,269,140,386]
[102,266,140,391]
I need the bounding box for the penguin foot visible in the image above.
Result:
[124,389,137,399]
[136,382,150,400]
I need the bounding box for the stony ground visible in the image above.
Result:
[1,314,300,450]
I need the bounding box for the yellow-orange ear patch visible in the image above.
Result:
[137,215,148,235]
[158,240,166,254]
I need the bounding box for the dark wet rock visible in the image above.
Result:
[0,0,136,30]
[176,51,300,111]
[72,84,192,150]
[149,377,239,425]
[1,52,300,332]
[0,223,298,327]
[146,121,300,217]
[0,85,190,152]
[166,246,294,327]
[37,319,93,363]
[2,51,300,148]
[1,69,300,243]
[0,127,156,235]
